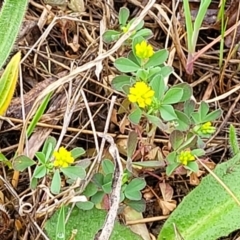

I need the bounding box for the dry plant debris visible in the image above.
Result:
[0,0,240,239]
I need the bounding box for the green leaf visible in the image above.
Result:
[171,83,192,102]
[0,153,11,168]
[149,74,165,99]
[191,112,201,124]
[51,170,61,194]
[83,182,98,197]
[127,131,138,159]
[136,69,149,81]
[144,114,167,130]
[112,75,131,92]
[27,92,52,137]
[166,151,177,164]
[191,149,205,157]
[33,165,47,179]
[199,101,210,120]
[55,206,65,240]
[61,166,86,180]
[91,191,105,204]
[102,30,120,43]
[145,49,169,68]
[203,109,222,122]
[159,105,177,121]
[122,84,131,95]
[125,199,146,212]
[0,52,21,115]
[129,108,142,124]
[133,161,164,168]
[125,190,142,201]
[229,124,240,155]
[132,28,153,39]
[30,177,38,189]
[162,88,183,105]
[45,207,142,240]
[177,135,198,152]
[185,161,199,172]
[128,50,141,66]
[127,178,146,190]
[169,130,184,151]
[119,7,130,26]
[35,152,46,165]
[132,36,144,62]
[148,67,161,79]
[114,57,140,73]
[102,179,112,194]
[0,0,28,69]
[129,18,144,31]
[160,66,173,78]
[166,162,180,176]
[12,155,36,171]
[76,201,94,211]
[92,173,104,187]
[102,159,115,174]
[71,147,85,159]
[42,136,56,160]
[175,110,191,131]
[184,99,195,116]
[159,152,240,240]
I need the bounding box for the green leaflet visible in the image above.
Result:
[158,152,240,240]
[0,0,28,69]
[0,52,21,115]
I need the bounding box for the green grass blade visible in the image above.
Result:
[27,92,53,137]
[55,205,66,240]
[0,0,28,69]
[0,52,21,115]
[192,0,211,48]
[183,0,194,53]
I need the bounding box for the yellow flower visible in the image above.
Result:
[128,82,155,108]
[53,147,74,168]
[121,26,128,33]
[194,122,216,136]
[178,150,195,165]
[135,40,154,59]
[199,122,216,134]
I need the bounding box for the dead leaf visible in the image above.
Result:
[119,114,129,134]
[158,182,176,215]
[158,199,177,216]
[68,0,85,13]
[189,172,200,185]
[123,206,151,240]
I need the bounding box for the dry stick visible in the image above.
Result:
[201,83,240,104]
[17,0,156,154]
[191,19,240,64]
[80,89,100,153]
[126,215,169,225]
[95,132,123,240]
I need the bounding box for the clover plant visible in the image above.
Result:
[77,159,146,212]
[102,9,222,177]
[12,136,87,194]
[103,7,153,43]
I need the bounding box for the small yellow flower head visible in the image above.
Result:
[128,82,155,108]
[178,150,195,165]
[135,40,154,59]
[121,26,128,33]
[194,122,216,136]
[53,147,74,168]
